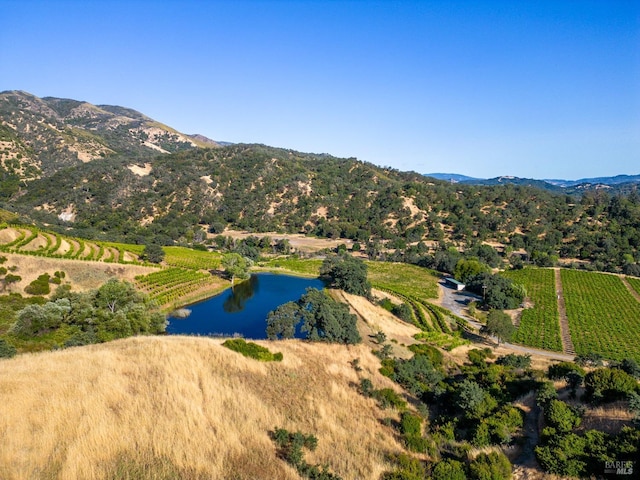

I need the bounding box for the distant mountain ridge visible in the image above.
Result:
[425,172,640,193]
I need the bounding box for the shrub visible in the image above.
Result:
[381,453,426,480]
[271,427,342,479]
[468,451,511,480]
[545,399,581,432]
[391,303,413,323]
[548,362,585,380]
[400,412,422,436]
[24,273,51,295]
[431,459,466,480]
[0,339,17,358]
[467,348,493,366]
[496,353,531,369]
[222,338,283,362]
[373,388,407,410]
[407,344,444,367]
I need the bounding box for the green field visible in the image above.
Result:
[503,268,562,351]
[561,269,640,362]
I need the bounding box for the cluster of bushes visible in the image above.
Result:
[22,271,66,296]
[271,427,342,480]
[534,361,640,477]
[7,279,166,348]
[221,338,282,362]
[378,298,413,323]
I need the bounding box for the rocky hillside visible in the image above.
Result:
[0,90,216,185]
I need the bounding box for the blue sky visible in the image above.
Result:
[1,0,638,179]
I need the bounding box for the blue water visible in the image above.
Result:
[166,273,325,339]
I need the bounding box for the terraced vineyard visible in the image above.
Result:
[134,268,227,309]
[503,268,563,351]
[560,269,640,362]
[0,225,142,264]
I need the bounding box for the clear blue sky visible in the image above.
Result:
[1,0,638,179]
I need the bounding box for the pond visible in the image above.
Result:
[166,273,325,339]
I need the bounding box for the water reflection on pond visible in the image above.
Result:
[166,273,325,339]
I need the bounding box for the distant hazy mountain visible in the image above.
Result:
[545,174,640,188]
[424,173,479,182]
[425,172,640,193]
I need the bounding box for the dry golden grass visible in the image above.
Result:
[336,290,421,359]
[580,401,635,434]
[1,252,158,294]
[0,336,407,480]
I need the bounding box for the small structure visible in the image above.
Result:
[444,277,466,291]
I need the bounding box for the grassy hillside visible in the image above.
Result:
[0,336,406,480]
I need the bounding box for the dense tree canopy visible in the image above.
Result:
[266,288,361,344]
[320,254,371,297]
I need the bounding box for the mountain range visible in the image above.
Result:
[425,173,640,193]
[1,90,639,274]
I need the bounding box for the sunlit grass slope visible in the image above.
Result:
[0,336,405,480]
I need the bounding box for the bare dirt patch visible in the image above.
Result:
[56,238,71,255]
[127,163,152,176]
[0,228,20,244]
[18,233,48,252]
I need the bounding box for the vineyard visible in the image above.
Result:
[560,269,640,362]
[0,225,143,264]
[134,268,227,309]
[626,276,640,297]
[503,268,563,351]
[163,246,222,270]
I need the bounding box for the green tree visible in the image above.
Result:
[454,258,489,284]
[584,368,638,403]
[299,288,361,344]
[266,301,301,339]
[221,252,252,285]
[141,244,165,263]
[94,279,138,314]
[320,254,371,297]
[482,310,515,345]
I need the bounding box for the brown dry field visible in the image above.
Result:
[0,336,407,480]
[1,252,158,293]
[219,229,354,253]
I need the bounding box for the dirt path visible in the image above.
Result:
[621,276,640,303]
[554,268,575,356]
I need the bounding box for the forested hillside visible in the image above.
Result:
[2,92,640,274]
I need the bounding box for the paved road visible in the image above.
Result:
[437,280,575,362]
